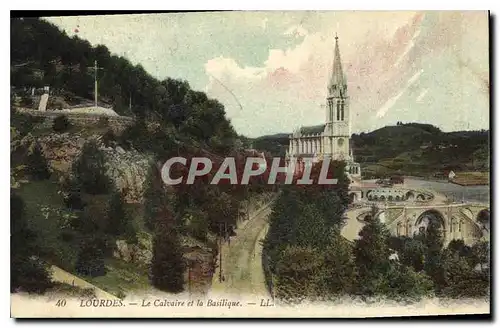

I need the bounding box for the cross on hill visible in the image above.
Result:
[87,60,105,108]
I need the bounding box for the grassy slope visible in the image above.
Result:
[17,179,151,297]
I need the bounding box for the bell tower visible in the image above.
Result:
[324,34,351,161]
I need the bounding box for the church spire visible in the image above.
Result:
[328,34,347,98]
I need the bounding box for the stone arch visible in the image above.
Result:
[416,194,425,201]
[415,209,446,240]
[406,191,415,201]
[462,207,474,219]
[373,195,378,201]
[395,195,401,201]
[349,192,358,203]
[379,195,386,201]
[388,195,393,201]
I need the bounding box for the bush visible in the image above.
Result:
[102,128,116,147]
[52,115,71,132]
[72,141,111,195]
[75,237,107,277]
[26,142,51,180]
[98,116,110,128]
[11,191,53,293]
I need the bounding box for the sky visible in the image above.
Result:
[45,11,489,138]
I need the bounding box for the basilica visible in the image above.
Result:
[286,35,361,178]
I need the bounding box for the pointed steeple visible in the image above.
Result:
[328,34,347,98]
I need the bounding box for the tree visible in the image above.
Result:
[52,115,71,133]
[11,191,53,293]
[423,220,446,291]
[151,221,185,293]
[102,128,116,147]
[353,216,392,296]
[470,240,490,271]
[25,141,51,180]
[105,189,137,243]
[72,140,111,195]
[143,164,169,231]
[274,245,324,303]
[399,238,427,272]
[447,239,472,259]
[320,234,358,297]
[440,249,489,298]
[75,236,106,277]
[385,263,434,302]
[61,176,86,211]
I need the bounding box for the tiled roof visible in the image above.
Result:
[299,124,325,135]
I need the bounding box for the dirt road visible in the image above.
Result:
[50,265,118,299]
[209,203,273,299]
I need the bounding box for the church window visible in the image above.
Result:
[328,99,333,122]
[338,138,344,147]
[341,102,345,121]
[336,100,341,121]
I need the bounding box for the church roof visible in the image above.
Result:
[328,35,347,98]
[299,124,325,135]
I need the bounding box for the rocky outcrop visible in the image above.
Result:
[113,235,153,266]
[12,131,153,204]
[37,132,90,173]
[102,147,153,203]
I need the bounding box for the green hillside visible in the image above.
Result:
[10,17,268,298]
[252,123,489,178]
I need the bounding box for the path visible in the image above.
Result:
[50,265,118,299]
[209,202,273,298]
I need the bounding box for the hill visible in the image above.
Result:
[10,17,271,299]
[252,123,489,178]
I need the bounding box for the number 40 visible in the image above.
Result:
[55,299,67,307]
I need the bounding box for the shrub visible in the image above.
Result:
[52,115,71,132]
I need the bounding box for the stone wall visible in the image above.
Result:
[16,108,134,134]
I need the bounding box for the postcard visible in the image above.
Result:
[10,11,490,318]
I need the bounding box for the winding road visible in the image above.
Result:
[209,202,273,299]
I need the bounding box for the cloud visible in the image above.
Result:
[204,12,426,136]
[46,12,489,137]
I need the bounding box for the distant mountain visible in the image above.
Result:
[251,122,489,176]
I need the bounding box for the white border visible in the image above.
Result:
[2,3,497,327]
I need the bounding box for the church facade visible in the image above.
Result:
[286,35,361,178]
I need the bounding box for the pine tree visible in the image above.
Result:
[399,238,427,272]
[52,115,71,133]
[143,165,168,231]
[26,141,51,180]
[11,191,53,293]
[151,221,185,293]
[321,234,358,297]
[106,189,137,242]
[353,216,392,296]
[72,140,111,195]
[75,236,107,277]
[274,245,324,302]
[385,263,434,302]
[423,219,446,291]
